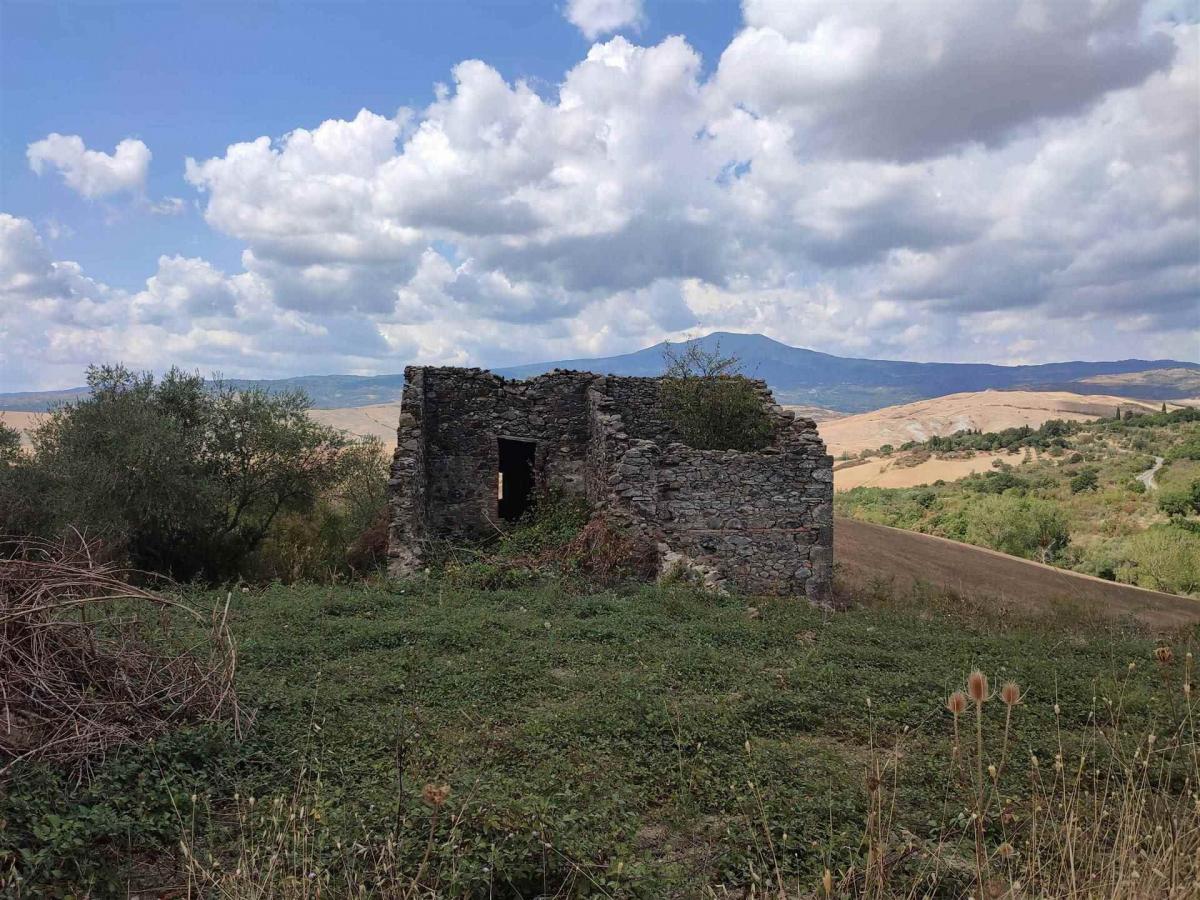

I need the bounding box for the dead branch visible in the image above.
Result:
[0,532,245,779]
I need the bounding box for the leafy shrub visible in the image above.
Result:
[440,491,655,589]
[0,421,20,462]
[23,365,348,581]
[964,494,1070,563]
[1069,467,1099,493]
[1169,435,1200,461]
[964,468,1028,495]
[1071,540,1123,581]
[1116,526,1200,595]
[252,437,391,581]
[1158,480,1200,519]
[0,423,53,538]
[496,489,590,557]
[659,342,773,451]
[836,486,937,531]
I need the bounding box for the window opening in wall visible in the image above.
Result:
[497,437,536,522]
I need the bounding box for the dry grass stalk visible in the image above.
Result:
[0,532,244,778]
[838,657,1200,899]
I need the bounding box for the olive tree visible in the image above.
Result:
[1120,528,1200,596]
[30,365,347,579]
[964,494,1071,564]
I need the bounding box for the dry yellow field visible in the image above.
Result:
[817,389,1168,458]
[309,402,403,446]
[0,411,41,447]
[833,450,1010,491]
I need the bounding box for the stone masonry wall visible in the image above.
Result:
[389,367,593,552]
[654,444,833,602]
[593,376,678,442]
[581,378,833,602]
[389,365,833,603]
[387,369,428,573]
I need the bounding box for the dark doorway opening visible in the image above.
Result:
[498,438,536,522]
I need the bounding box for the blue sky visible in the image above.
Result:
[2,1,740,287]
[1,0,1197,390]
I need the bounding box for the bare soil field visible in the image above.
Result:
[819,389,1169,457]
[835,516,1200,631]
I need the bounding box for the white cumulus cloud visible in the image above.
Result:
[716,0,1174,160]
[564,0,644,39]
[5,2,1197,390]
[27,133,152,198]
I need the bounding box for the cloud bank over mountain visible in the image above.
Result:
[2,0,1196,390]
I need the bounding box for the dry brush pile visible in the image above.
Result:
[0,534,244,778]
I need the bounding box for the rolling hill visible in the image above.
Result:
[816,389,1174,457]
[1,332,1195,413]
[1073,367,1200,395]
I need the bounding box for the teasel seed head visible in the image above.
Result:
[421,783,451,808]
[968,670,989,704]
[1001,681,1021,707]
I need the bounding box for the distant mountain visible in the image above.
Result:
[0,388,94,413]
[2,332,1196,413]
[497,332,1200,411]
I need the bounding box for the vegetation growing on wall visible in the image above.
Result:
[659,341,774,451]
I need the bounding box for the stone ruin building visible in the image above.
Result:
[387,366,833,603]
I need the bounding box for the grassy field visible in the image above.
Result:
[4,570,1196,897]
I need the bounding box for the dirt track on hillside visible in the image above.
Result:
[835,516,1200,631]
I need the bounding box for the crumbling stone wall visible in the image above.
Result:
[580,375,831,602]
[388,366,593,549]
[593,376,678,441]
[654,445,832,601]
[389,366,833,603]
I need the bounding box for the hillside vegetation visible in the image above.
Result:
[0,366,390,583]
[836,408,1200,596]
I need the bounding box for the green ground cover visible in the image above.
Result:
[3,575,1189,897]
